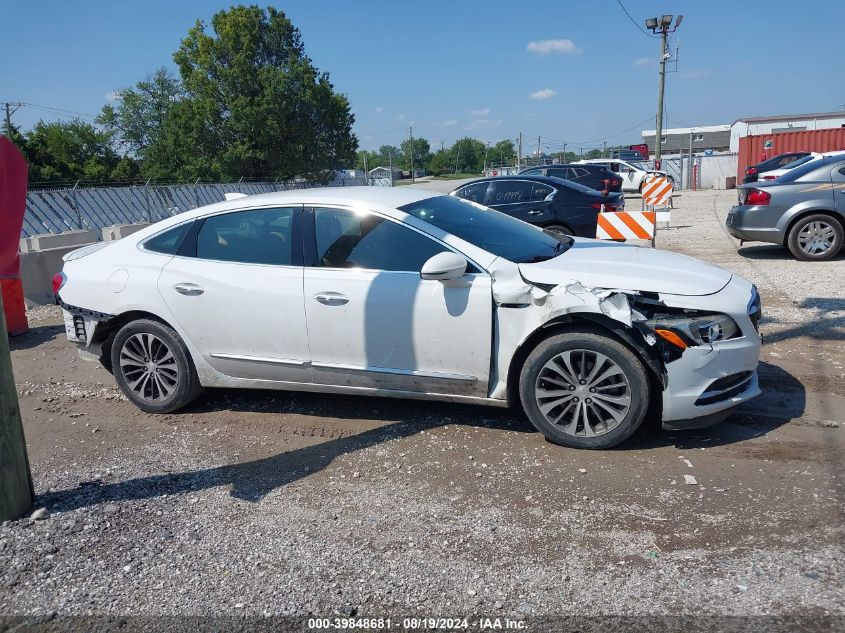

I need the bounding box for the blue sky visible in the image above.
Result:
[2,0,844,153]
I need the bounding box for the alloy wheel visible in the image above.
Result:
[534,349,632,437]
[119,333,179,402]
[797,220,836,256]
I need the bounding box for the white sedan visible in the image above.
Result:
[757,150,845,181]
[56,187,761,449]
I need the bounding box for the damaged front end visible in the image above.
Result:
[490,257,762,430]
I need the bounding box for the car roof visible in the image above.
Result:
[462,175,566,185]
[519,164,608,172]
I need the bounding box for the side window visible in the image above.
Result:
[530,183,554,202]
[520,168,542,176]
[778,155,798,167]
[488,180,534,204]
[571,167,589,180]
[546,169,567,180]
[832,166,845,182]
[609,162,621,173]
[195,207,295,265]
[455,182,489,203]
[144,222,192,255]
[314,208,448,272]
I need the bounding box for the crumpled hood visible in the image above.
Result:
[519,238,732,296]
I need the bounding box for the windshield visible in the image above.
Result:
[399,195,572,264]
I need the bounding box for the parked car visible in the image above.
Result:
[518,164,623,193]
[575,159,673,193]
[742,152,811,184]
[757,151,845,181]
[56,187,762,449]
[727,154,845,260]
[450,176,623,238]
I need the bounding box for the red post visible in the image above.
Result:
[0,137,29,336]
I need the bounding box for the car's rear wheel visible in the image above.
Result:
[519,331,650,449]
[787,214,843,261]
[111,319,202,413]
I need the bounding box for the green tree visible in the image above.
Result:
[428,149,452,176]
[98,69,184,158]
[171,5,357,182]
[489,140,515,167]
[23,119,119,185]
[399,137,431,172]
[354,149,379,171]
[450,137,486,173]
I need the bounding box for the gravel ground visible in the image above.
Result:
[1,189,843,630]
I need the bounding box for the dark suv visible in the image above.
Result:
[743,152,811,183]
[519,164,623,193]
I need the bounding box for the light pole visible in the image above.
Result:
[645,14,683,163]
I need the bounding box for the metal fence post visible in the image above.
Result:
[71,180,82,229]
[193,178,201,208]
[144,178,152,222]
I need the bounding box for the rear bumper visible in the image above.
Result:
[725,205,785,244]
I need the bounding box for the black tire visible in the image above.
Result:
[111,319,202,413]
[519,331,650,449]
[544,223,575,237]
[786,213,844,261]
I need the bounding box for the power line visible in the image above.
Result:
[615,0,660,39]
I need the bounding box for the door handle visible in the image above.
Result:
[527,209,544,215]
[314,292,349,306]
[173,283,204,296]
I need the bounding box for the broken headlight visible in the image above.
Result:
[645,313,741,349]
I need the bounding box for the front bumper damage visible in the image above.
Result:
[492,261,762,431]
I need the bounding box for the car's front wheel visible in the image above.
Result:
[111,319,203,413]
[786,214,843,261]
[544,223,574,237]
[519,331,650,449]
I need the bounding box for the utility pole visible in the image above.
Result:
[483,142,490,173]
[645,15,683,163]
[537,136,541,166]
[408,126,415,183]
[517,133,523,170]
[3,102,23,138]
[602,141,608,158]
[0,292,34,521]
[388,150,394,187]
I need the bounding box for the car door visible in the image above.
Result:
[303,206,492,398]
[486,179,554,225]
[832,165,845,216]
[157,206,312,383]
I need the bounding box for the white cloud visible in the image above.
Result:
[105,90,119,102]
[526,38,581,55]
[470,108,490,116]
[375,106,383,114]
[466,119,503,131]
[682,69,711,79]
[529,88,557,101]
[634,57,651,67]
[441,119,458,127]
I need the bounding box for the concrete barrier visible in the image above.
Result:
[26,230,97,252]
[102,222,150,241]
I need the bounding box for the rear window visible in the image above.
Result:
[143,222,192,255]
[777,156,844,183]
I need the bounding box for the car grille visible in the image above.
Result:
[695,371,754,406]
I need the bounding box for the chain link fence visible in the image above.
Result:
[23,178,390,238]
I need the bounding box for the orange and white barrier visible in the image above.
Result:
[642,175,673,207]
[596,211,655,241]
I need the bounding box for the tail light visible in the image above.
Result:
[52,271,66,296]
[745,189,771,206]
[761,175,776,180]
[745,166,758,175]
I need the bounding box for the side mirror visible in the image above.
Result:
[421,252,467,281]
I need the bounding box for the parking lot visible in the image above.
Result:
[1,189,844,620]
